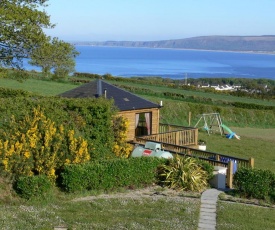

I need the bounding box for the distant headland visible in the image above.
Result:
[73,35,275,53]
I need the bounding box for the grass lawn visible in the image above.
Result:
[231,127,275,141]
[0,78,78,96]
[217,201,275,230]
[198,129,275,172]
[0,189,200,230]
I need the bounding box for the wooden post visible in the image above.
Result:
[155,134,159,142]
[249,158,254,168]
[227,161,233,189]
[195,128,198,145]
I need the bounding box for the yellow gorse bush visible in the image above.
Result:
[112,116,133,158]
[0,106,90,181]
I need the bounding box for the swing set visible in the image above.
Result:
[194,113,224,135]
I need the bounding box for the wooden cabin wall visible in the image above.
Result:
[118,108,160,141]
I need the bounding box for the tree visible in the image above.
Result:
[29,37,79,78]
[0,0,53,68]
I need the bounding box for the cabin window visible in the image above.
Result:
[135,112,152,136]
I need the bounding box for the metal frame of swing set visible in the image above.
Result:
[194,113,224,135]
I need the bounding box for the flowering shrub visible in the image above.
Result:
[112,116,133,158]
[0,96,116,160]
[0,106,90,181]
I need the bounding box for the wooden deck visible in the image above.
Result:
[132,123,254,188]
[137,123,198,146]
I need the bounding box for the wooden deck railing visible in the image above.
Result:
[131,137,254,188]
[137,124,198,146]
[159,123,193,133]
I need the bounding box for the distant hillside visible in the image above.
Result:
[75,36,275,52]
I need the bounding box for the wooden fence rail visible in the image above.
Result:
[138,126,198,147]
[159,123,193,133]
[131,137,254,188]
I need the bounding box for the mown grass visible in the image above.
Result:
[217,201,275,230]
[0,190,200,229]
[198,130,275,172]
[231,127,275,141]
[0,78,78,96]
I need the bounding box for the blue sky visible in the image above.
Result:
[44,0,275,41]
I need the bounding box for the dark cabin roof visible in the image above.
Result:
[59,80,160,111]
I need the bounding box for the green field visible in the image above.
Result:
[0,76,275,229]
[0,78,78,96]
[0,187,200,229]
[197,130,275,172]
[0,77,274,172]
[108,80,275,106]
[1,77,274,106]
[217,201,275,230]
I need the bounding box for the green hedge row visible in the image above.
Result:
[115,84,275,111]
[234,167,275,201]
[61,157,166,193]
[0,87,38,98]
[73,72,102,79]
[232,101,275,111]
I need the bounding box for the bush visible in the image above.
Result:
[0,88,36,98]
[157,156,208,192]
[14,175,52,200]
[233,167,275,200]
[112,116,133,158]
[197,160,214,181]
[0,96,116,160]
[0,106,90,181]
[61,157,165,193]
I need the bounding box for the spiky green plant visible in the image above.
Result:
[157,156,208,192]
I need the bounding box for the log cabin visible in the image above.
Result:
[59,79,162,141]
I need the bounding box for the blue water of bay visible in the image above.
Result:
[26,46,275,80]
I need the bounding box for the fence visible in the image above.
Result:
[131,137,254,188]
[138,124,198,146]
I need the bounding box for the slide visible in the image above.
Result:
[221,124,240,140]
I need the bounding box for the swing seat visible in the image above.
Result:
[226,133,235,139]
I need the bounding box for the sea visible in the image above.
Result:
[26,46,275,80]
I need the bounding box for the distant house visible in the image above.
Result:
[210,84,219,89]
[201,84,210,88]
[59,79,161,141]
[233,85,242,89]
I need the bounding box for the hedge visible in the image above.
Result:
[114,84,275,111]
[233,167,275,201]
[61,157,166,193]
[14,175,53,200]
